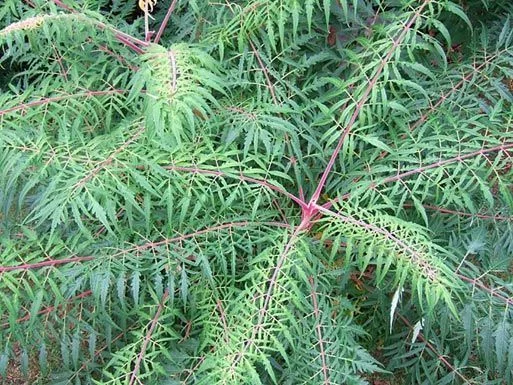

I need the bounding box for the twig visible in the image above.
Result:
[309,0,432,206]
[409,48,507,132]
[113,221,290,257]
[403,203,513,221]
[0,256,93,273]
[457,273,513,307]
[216,300,230,343]
[72,126,145,192]
[154,0,179,44]
[379,142,513,185]
[0,290,92,328]
[231,222,307,370]
[315,204,436,280]
[309,276,330,385]
[249,39,278,105]
[128,290,170,385]
[144,0,150,41]
[65,328,132,384]
[398,313,472,384]
[51,0,149,53]
[161,164,307,208]
[0,89,126,117]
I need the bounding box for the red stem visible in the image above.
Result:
[72,126,145,192]
[410,48,507,132]
[309,0,431,206]
[457,273,513,306]
[114,34,145,54]
[154,0,179,44]
[309,276,330,385]
[0,89,125,117]
[0,256,93,273]
[51,0,148,52]
[249,39,278,105]
[113,221,290,257]
[68,329,130,383]
[216,299,230,343]
[379,143,513,185]
[1,290,92,328]
[398,313,471,384]
[403,203,513,221]
[315,204,436,279]
[321,51,509,212]
[162,164,307,208]
[128,290,169,385]
[51,0,73,12]
[231,220,308,369]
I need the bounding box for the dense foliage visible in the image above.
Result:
[1,0,513,384]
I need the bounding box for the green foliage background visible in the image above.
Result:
[1,0,513,384]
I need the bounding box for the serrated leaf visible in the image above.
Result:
[445,2,472,32]
[132,270,140,307]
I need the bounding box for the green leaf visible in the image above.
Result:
[132,270,140,307]
[445,2,473,32]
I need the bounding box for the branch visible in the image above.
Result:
[409,48,508,132]
[457,273,513,307]
[315,204,439,282]
[398,313,472,384]
[0,89,126,117]
[67,328,131,383]
[92,40,140,69]
[322,142,513,212]
[309,0,432,205]
[249,39,278,105]
[403,203,513,221]
[378,142,513,186]
[0,256,93,273]
[72,125,145,192]
[113,221,290,257]
[216,299,230,343]
[181,348,213,384]
[161,164,307,208]
[154,0,179,44]
[51,0,149,53]
[309,276,330,385]
[231,221,307,370]
[0,290,92,328]
[144,0,150,42]
[320,51,509,213]
[128,289,170,385]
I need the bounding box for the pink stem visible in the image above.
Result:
[154,0,179,44]
[379,143,513,185]
[309,276,330,385]
[72,126,145,191]
[216,299,230,343]
[1,290,92,328]
[128,290,169,385]
[0,89,125,116]
[249,40,278,105]
[309,0,431,206]
[0,256,93,273]
[403,203,513,221]
[410,48,507,132]
[114,221,290,257]
[162,165,307,208]
[315,204,434,278]
[51,0,149,52]
[457,274,513,306]
[231,219,309,369]
[398,313,471,384]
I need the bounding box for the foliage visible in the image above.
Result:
[0,0,513,384]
